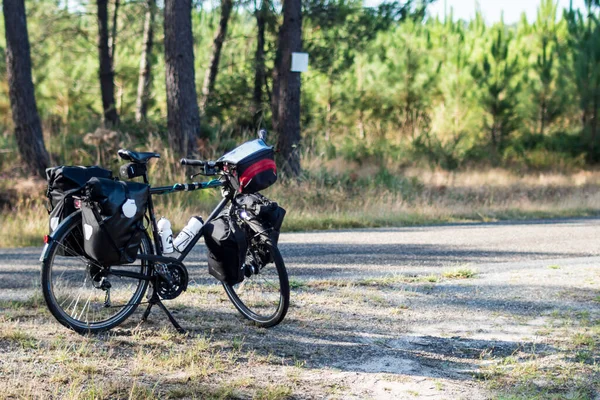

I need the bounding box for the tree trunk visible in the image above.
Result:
[275,0,302,176]
[97,0,119,126]
[4,0,50,178]
[200,0,234,114]
[135,0,156,122]
[590,95,598,159]
[270,22,283,134]
[539,95,546,136]
[325,77,332,141]
[252,0,267,128]
[109,0,119,61]
[164,0,201,156]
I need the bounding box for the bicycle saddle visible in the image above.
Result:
[118,149,160,163]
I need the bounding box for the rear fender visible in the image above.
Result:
[39,210,82,262]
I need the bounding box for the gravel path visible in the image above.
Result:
[1,218,599,398]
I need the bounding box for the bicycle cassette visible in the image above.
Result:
[155,262,189,300]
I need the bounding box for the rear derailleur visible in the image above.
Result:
[88,263,113,308]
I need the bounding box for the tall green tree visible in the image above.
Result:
[471,21,521,155]
[3,0,50,178]
[530,0,564,136]
[252,0,270,128]
[97,0,119,126]
[135,0,156,122]
[565,0,600,159]
[164,0,201,156]
[200,0,234,115]
[361,18,441,139]
[274,0,303,176]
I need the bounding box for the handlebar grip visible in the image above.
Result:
[180,158,205,166]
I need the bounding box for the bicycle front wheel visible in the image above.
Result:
[41,211,152,334]
[223,242,289,328]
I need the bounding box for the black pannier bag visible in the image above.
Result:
[233,193,286,246]
[46,166,113,256]
[218,139,277,193]
[81,177,149,265]
[203,215,247,285]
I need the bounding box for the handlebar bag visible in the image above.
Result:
[203,215,247,285]
[45,166,112,256]
[218,139,277,193]
[81,177,149,265]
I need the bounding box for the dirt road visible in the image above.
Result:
[1,218,599,398]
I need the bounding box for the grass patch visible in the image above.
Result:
[255,384,293,400]
[0,293,46,310]
[442,268,478,279]
[0,326,38,349]
[291,270,477,292]
[478,312,600,399]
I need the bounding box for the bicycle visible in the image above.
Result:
[40,131,290,334]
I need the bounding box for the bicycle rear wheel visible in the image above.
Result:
[223,241,289,328]
[41,211,152,334]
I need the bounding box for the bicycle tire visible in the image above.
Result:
[41,211,152,334]
[222,242,289,328]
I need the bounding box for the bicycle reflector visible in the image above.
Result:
[44,235,49,244]
[73,199,82,209]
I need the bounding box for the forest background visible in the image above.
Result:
[1,0,600,246]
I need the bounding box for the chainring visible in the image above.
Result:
[155,263,189,300]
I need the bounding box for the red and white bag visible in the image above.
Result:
[219,139,277,193]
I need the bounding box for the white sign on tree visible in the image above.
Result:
[291,52,309,72]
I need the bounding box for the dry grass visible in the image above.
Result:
[2,165,600,248]
[476,312,600,399]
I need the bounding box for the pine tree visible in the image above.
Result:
[164,0,201,156]
[135,0,156,122]
[471,21,521,155]
[565,0,600,160]
[530,0,563,136]
[274,0,303,176]
[96,0,119,126]
[3,0,50,178]
[200,0,234,115]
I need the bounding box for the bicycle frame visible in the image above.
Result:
[143,173,230,262]
[98,173,231,283]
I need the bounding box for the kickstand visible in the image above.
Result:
[141,288,186,334]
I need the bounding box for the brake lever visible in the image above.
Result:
[189,167,217,179]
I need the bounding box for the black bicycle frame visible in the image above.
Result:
[146,173,231,260]
[107,173,230,282]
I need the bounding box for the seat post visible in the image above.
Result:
[143,172,162,255]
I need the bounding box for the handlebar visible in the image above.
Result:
[180,158,220,177]
[149,178,223,195]
[180,158,205,166]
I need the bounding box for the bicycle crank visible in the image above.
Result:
[155,262,189,300]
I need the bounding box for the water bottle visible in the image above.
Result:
[157,217,174,254]
[173,216,204,252]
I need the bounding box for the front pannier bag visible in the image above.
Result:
[46,166,113,256]
[218,139,277,193]
[203,215,247,285]
[81,177,149,265]
[233,193,286,245]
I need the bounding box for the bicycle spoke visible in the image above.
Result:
[224,242,288,326]
[43,211,151,333]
